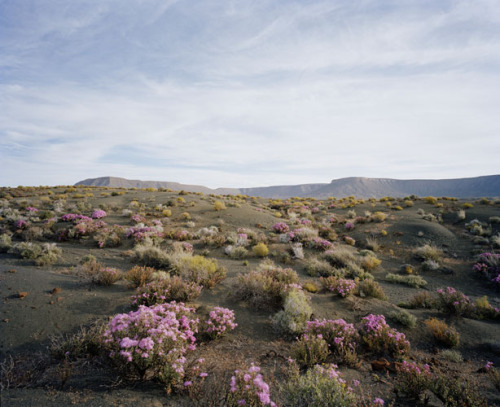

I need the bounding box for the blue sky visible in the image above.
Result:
[1,0,499,188]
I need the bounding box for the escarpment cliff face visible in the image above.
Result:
[76,175,500,199]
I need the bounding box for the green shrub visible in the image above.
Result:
[414,243,443,262]
[385,273,428,288]
[305,257,335,277]
[132,245,172,269]
[356,279,387,300]
[388,309,417,328]
[0,233,12,252]
[404,291,435,309]
[272,290,312,337]
[282,364,357,407]
[438,349,463,363]
[233,261,299,309]
[132,276,202,306]
[291,335,329,367]
[361,255,381,271]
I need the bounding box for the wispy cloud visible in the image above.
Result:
[1,0,499,187]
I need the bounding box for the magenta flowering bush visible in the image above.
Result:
[203,306,237,339]
[91,209,107,219]
[310,237,334,251]
[61,213,92,222]
[321,277,357,297]
[292,333,329,367]
[26,206,38,212]
[228,363,277,406]
[472,252,500,284]
[272,222,290,234]
[14,219,29,229]
[131,214,146,223]
[359,314,410,356]
[126,225,164,242]
[436,287,474,316]
[344,222,355,231]
[395,360,432,400]
[103,302,199,389]
[305,318,359,363]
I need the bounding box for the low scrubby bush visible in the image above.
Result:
[356,279,387,300]
[132,276,202,306]
[233,261,299,309]
[385,273,427,288]
[291,334,329,367]
[414,243,443,262]
[282,363,357,407]
[425,318,459,348]
[125,265,155,288]
[388,310,417,329]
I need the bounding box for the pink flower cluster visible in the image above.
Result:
[299,218,312,226]
[436,287,473,316]
[343,236,356,246]
[131,214,146,223]
[344,222,355,231]
[472,252,500,284]
[14,219,29,229]
[73,218,107,237]
[103,302,199,387]
[91,209,107,219]
[311,237,334,251]
[204,306,238,339]
[272,222,290,234]
[61,213,92,222]
[359,314,410,356]
[322,278,357,297]
[126,226,164,242]
[26,206,38,212]
[305,318,359,358]
[229,363,276,406]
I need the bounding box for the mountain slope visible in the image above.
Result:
[76,175,500,198]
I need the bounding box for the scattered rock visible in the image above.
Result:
[8,269,17,273]
[371,358,390,371]
[3,318,9,323]
[17,291,28,299]
[50,287,62,295]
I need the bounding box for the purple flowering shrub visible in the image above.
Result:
[305,319,359,364]
[436,287,474,316]
[132,276,203,306]
[320,277,357,297]
[14,219,29,229]
[309,237,334,251]
[272,222,290,234]
[359,314,410,356]
[228,363,277,406]
[472,252,500,285]
[103,302,199,390]
[395,360,432,400]
[91,209,107,219]
[126,225,164,243]
[203,307,238,340]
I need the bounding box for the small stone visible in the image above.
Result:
[17,291,28,299]
[8,269,17,273]
[50,287,61,295]
[3,319,8,323]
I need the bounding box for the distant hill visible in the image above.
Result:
[76,175,500,199]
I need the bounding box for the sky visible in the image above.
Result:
[1,0,499,188]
